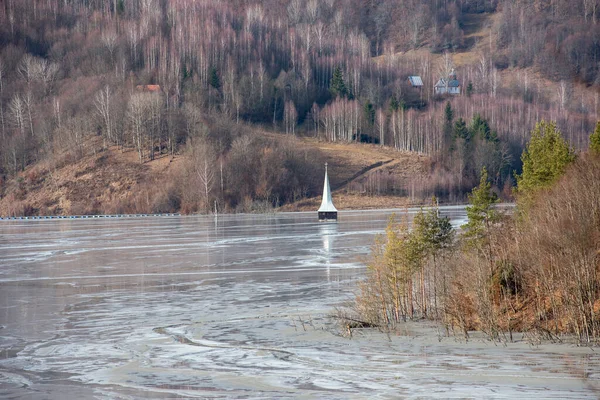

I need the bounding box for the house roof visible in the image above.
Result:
[408,76,423,87]
[434,78,460,88]
[135,84,161,92]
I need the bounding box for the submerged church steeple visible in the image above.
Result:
[318,163,338,221]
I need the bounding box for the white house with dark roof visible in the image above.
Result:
[434,69,461,95]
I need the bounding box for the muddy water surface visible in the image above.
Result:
[0,208,599,398]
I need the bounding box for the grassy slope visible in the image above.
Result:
[282,138,430,211]
[0,133,429,216]
[0,137,183,216]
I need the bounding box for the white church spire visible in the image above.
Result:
[318,163,338,221]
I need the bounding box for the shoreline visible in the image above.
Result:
[0,202,515,220]
[344,318,600,351]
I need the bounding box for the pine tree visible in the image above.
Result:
[444,102,453,127]
[463,167,499,250]
[209,66,221,89]
[516,120,576,197]
[466,81,473,97]
[413,199,454,255]
[363,101,375,125]
[117,0,125,15]
[330,66,347,98]
[443,102,454,150]
[590,121,600,155]
[412,198,454,317]
[453,118,470,140]
[389,95,400,113]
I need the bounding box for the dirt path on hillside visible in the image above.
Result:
[331,159,394,190]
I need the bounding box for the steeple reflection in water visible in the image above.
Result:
[320,222,337,281]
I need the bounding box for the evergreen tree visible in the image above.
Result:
[330,67,347,98]
[443,102,454,150]
[453,118,469,140]
[470,114,499,143]
[389,95,400,113]
[209,66,221,89]
[590,121,600,155]
[413,199,454,255]
[412,198,454,317]
[117,0,125,15]
[463,167,499,249]
[444,102,454,127]
[466,81,473,97]
[363,101,375,125]
[516,120,576,197]
[471,114,490,141]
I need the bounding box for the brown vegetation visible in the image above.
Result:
[1,0,599,214]
[0,129,434,216]
[349,153,600,344]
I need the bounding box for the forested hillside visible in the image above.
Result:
[0,0,599,215]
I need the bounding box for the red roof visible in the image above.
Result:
[136,85,161,92]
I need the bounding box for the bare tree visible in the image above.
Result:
[257,61,266,101]
[477,53,489,94]
[584,0,599,23]
[183,104,207,139]
[53,97,61,131]
[40,61,59,91]
[491,68,499,98]
[557,80,571,110]
[313,21,327,54]
[101,30,119,65]
[298,23,312,54]
[147,92,164,161]
[127,24,140,67]
[23,91,35,138]
[287,0,302,25]
[193,142,216,213]
[310,102,320,137]
[0,58,5,141]
[438,52,454,81]
[18,55,42,87]
[185,138,218,213]
[8,95,26,138]
[409,4,425,49]
[60,116,90,160]
[18,54,57,88]
[374,3,392,54]
[306,0,319,24]
[127,92,152,163]
[376,108,386,146]
[284,100,298,135]
[94,85,114,148]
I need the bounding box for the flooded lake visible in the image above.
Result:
[1,208,599,398]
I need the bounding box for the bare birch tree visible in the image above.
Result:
[190,140,216,213]
[127,92,152,163]
[376,108,386,146]
[0,58,5,141]
[8,95,26,138]
[101,30,119,66]
[23,90,35,138]
[284,100,297,135]
[94,85,114,148]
